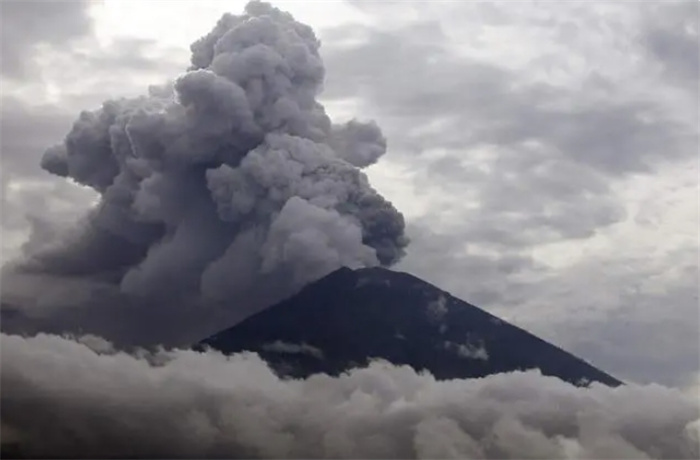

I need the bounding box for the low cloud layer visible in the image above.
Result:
[2,333,698,459]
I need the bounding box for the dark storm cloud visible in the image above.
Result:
[641,1,699,90]
[323,23,694,174]
[321,5,695,250]
[318,3,696,273]
[525,251,700,389]
[319,20,692,297]
[0,0,93,79]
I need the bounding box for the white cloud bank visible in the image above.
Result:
[1,332,697,459]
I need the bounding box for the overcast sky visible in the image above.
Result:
[0,0,697,391]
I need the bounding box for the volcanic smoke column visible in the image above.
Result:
[36,1,408,309]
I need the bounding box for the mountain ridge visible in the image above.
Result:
[196,266,623,387]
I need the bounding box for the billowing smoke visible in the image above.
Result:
[2,333,698,459]
[10,1,406,341]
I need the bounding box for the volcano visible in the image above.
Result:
[196,267,622,386]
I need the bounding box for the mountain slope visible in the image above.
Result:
[196,267,622,386]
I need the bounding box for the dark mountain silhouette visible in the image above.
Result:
[196,267,622,386]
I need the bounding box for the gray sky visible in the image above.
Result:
[0,0,698,390]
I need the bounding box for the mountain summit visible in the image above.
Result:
[196,267,622,386]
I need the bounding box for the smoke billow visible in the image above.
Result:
[1,332,698,459]
[5,4,696,458]
[8,1,406,340]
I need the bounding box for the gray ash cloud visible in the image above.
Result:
[9,1,407,339]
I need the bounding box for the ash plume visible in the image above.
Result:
[6,1,407,342]
[1,333,698,459]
